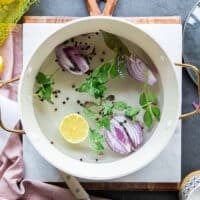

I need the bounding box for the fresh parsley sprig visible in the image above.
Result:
[89,129,105,154]
[35,69,58,103]
[78,62,119,99]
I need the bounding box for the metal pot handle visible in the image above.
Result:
[175,63,200,119]
[0,63,199,134]
[0,76,25,134]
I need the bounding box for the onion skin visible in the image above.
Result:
[55,44,90,75]
[103,118,133,155]
[127,56,157,86]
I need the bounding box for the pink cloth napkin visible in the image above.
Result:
[0,26,108,200]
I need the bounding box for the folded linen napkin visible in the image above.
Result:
[0,26,108,200]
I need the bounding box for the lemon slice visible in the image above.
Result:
[59,113,89,144]
[0,56,3,73]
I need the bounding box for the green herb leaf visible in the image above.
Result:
[125,106,140,118]
[83,108,98,119]
[139,92,148,107]
[96,117,111,131]
[102,102,113,116]
[140,91,160,128]
[78,62,119,99]
[143,110,153,128]
[35,72,54,104]
[152,106,161,121]
[36,72,49,84]
[116,55,127,78]
[109,64,119,78]
[100,30,130,56]
[89,129,105,154]
[146,92,158,104]
[113,101,127,111]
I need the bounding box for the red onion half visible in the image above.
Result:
[127,55,157,86]
[114,115,144,149]
[103,118,133,155]
[55,44,94,75]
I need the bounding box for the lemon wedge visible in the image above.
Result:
[0,56,3,73]
[59,113,89,144]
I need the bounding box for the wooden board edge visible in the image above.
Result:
[47,182,180,191]
[23,16,181,24]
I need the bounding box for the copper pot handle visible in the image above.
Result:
[0,76,25,134]
[175,63,200,119]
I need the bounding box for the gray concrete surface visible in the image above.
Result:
[26,0,200,199]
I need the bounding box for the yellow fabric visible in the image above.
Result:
[0,56,3,73]
[0,0,38,46]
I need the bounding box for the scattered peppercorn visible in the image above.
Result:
[95,118,99,121]
[80,103,83,107]
[55,95,58,98]
[77,112,80,114]
[124,120,127,123]
[106,95,115,101]
[72,84,75,88]
[62,69,65,72]
[88,36,91,39]
[120,122,123,126]
[50,141,54,144]
[64,40,69,44]
[80,158,83,162]
[40,99,44,102]
[85,45,90,50]
[95,32,99,35]
[75,88,78,91]
[102,51,105,55]
[55,59,58,62]
[54,108,58,111]
[85,42,88,45]
[62,101,66,104]
[79,42,82,45]
[66,97,69,101]
[100,58,104,62]
[95,158,98,162]
[77,100,80,104]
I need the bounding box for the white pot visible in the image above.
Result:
[18,16,181,180]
